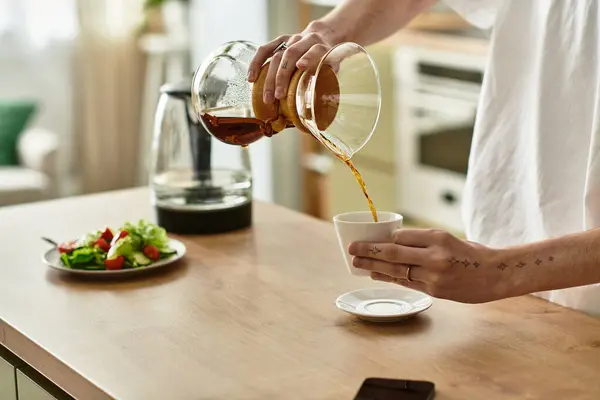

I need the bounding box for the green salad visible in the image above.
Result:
[57,219,177,271]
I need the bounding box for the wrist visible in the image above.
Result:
[305,18,348,45]
[486,247,524,299]
[486,242,554,299]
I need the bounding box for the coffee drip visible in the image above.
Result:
[320,135,378,222]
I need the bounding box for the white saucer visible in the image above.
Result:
[335,287,433,322]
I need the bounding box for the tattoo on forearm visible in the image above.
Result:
[447,255,555,271]
[497,263,508,271]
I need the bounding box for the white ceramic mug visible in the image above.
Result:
[333,211,404,277]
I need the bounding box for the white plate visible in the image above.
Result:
[42,239,186,276]
[335,287,433,322]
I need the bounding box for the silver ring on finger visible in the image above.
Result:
[272,41,289,55]
[405,265,413,282]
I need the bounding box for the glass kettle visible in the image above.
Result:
[149,81,253,235]
[191,40,381,159]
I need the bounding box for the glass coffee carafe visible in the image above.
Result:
[191,40,381,159]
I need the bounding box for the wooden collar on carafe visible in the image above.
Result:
[251,62,340,135]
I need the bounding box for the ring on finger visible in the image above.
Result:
[405,265,413,282]
[272,41,289,55]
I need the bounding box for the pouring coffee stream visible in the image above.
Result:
[191,40,382,222]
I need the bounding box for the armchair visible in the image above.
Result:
[0,128,58,206]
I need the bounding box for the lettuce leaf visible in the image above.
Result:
[75,230,102,248]
[107,235,135,261]
[62,247,106,269]
[120,219,171,252]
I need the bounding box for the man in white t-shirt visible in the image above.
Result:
[249,0,600,316]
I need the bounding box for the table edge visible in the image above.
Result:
[1,318,113,400]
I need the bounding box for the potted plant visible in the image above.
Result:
[143,0,190,39]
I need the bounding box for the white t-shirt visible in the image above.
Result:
[445,0,600,315]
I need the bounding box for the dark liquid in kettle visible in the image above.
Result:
[156,202,252,235]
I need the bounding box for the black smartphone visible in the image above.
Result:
[353,378,435,400]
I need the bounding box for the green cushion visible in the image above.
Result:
[0,100,37,166]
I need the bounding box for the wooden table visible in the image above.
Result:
[1,188,600,399]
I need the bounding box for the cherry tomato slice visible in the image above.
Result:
[58,240,77,254]
[105,256,125,270]
[96,238,110,252]
[101,228,114,242]
[143,245,160,261]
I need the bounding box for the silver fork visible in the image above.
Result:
[41,237,59,247]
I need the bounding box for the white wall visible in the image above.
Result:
[189,0,273,202]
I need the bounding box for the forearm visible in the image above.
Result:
[493,229,600,297]
[308,0,437,47]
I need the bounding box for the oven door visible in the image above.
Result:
[398,89,477,232]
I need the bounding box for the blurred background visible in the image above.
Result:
[0,0,490,236]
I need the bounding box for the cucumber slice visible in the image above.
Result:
[132,252,151,266]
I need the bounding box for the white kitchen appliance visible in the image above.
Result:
[394,46,488,232]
